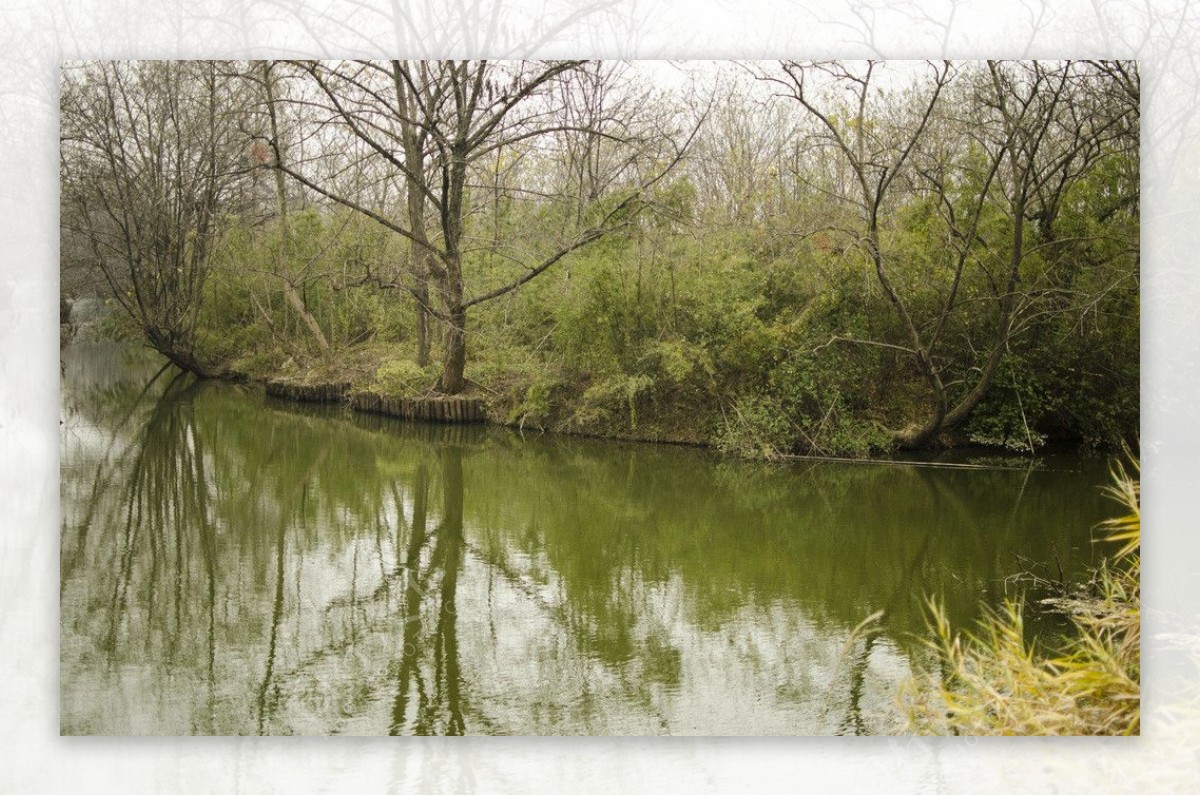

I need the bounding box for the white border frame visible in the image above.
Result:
[3,0,1197,791]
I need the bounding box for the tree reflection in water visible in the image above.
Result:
[60,343,1111,736]
[386,450,467,736]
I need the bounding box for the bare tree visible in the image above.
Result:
[61,61,248,376]
[262,59,700,394]
[689,87,794,227]
[765,60,954,447]
[767,60,1137,448]
[246,60,332,356]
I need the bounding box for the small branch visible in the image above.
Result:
[813,335,917,356]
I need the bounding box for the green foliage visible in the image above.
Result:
[228,346,287,378]
[575,373,656,430]
[199,209,409,367]
[508,375,568,430]
[643,338,714,386]
[814,411,894,457]
[964,358,1051,453]
[373,357,436,396]
[715,395,793,459]
[647,177,696,227]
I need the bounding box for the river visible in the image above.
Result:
[59,341,1115,735]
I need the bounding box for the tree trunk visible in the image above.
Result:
[413,259,431,368]
[437,139,470,395]
[281,278,331,356]
[395,62,432,369]
[158,342,219,379]
[894,407,948,449]
[937,196,1026,433]
[439,304,467,394]
[264,61,331,357]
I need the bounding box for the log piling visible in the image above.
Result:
[265,379,351,403]
[265,378,486,424]
[349,391,486,424]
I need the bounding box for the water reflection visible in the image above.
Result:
[60,343,1112,735]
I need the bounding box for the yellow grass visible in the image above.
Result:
[902,459,1140,735]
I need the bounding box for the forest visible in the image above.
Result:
[59,59,1140,458]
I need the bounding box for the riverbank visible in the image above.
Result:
[221,341,729,446]
[227,347,1114,462]
[84,326,1109,461]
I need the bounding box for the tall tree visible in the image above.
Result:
[265,59,699,394]
[766,60,954,447]
[60,61,247,377]
[768,60,1137,448]
[249,60,332,356]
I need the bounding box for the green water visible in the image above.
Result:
[59,342,1114,736]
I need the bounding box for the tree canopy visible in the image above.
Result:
[60,59,1139,455]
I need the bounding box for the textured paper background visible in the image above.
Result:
[2,0,1197,791]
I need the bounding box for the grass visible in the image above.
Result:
[901,458,1141,735]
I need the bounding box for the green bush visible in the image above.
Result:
[963,359,1051,453]
[574,373,656,430]
[715,396,793,459]
[508,375,567,430]
[373,358,435,395]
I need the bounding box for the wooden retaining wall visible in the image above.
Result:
[350,391,486,424]
[265,380,351,403]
